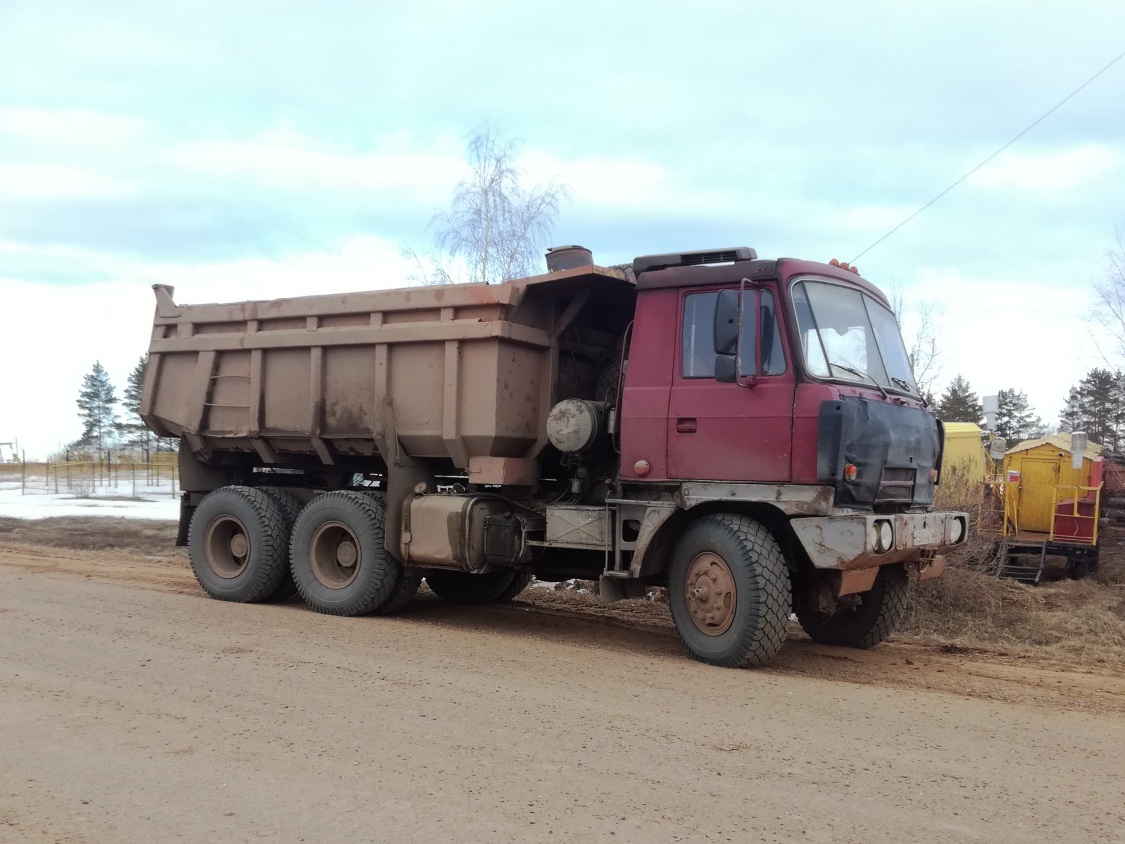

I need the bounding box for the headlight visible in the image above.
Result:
[949,517,965,544]
[871,519,894,553]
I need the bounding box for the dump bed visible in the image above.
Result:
[141,267,634,484]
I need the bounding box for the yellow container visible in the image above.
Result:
[1004,434,1101,535]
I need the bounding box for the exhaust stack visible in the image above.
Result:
[545,245,593,273]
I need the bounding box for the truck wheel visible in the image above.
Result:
[374,570,423,616]
[289,491,401,616]
[492,570,533,603]
[187,486,292,603]
[668,514,791,668]
[426,569,529,604]
[261,488,303,602]
[796,564,908,649]
[1067,558,1091,580]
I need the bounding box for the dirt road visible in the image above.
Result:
[2,542,1124,843]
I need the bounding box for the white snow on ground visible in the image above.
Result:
[0,479,179,520]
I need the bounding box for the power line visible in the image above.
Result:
[852,46,1125,263]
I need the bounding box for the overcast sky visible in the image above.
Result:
[2,1,1124,459]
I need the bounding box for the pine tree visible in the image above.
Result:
[934,375,983,424]
[75,361,119,453]
[1058,369,1125,449]
[993,388,1043,444]
[119,355,154,460]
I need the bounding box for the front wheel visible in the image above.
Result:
[668,514,791,668]
[796,565,908,649]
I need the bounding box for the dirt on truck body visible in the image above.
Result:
[141,244,967,667]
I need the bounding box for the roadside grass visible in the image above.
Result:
[0,517,180,556]
[903,524,1125,667]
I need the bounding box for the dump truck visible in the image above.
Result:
[141,245,967,668]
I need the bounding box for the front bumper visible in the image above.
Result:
[790,510,968,571]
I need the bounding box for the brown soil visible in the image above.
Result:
[2,519,1125,841]
[1,516,1124,718]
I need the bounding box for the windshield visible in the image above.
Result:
[791,279,918,395]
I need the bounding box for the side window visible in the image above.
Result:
[681,292,719,378]
[760,291,786,376]
[681,289,786,379]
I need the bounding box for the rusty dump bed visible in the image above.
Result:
[140,266,635,484]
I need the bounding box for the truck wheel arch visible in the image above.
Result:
[633,502,802,581]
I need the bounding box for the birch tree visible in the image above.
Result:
[408,124,569,285]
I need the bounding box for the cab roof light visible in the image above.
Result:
[829,258,860,274]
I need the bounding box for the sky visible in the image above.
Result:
[1,1,1124,459]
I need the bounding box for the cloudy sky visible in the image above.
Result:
[2,1,1124,459]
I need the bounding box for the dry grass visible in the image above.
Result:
[903,529,1125,667]
[0,517,180,557]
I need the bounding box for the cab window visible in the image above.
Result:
[681,290,785,379]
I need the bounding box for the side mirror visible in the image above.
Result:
[714,355,737,383]
[713,289,739,355]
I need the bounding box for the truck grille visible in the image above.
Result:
[875,467,916,503]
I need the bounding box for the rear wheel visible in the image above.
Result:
[426,569,531,604]
[667,514,791,668]
[796,564,908,648]
[289,491,403,616]
[187,486,291,603]
[261,488,304,602]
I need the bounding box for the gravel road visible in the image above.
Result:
[1,542,1124,843]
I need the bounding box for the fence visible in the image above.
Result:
[0,459,179,499]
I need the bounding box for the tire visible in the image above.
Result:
[374,570,422,616]
[426,569,530,605]
[491,569,533,603]
[260,488,303,602]
[667,514,791,668]
[1067,558,1092,580]
[289,491,402,616]
[187,486,292,603]
[594,333,629,405]
[796,564,909,649]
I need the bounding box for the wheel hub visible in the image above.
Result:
[309,521,362,589]
[229,534,249,558]
[336,540,358,568]
[684,552,736,636]
[204,515,250,579]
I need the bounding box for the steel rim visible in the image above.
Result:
[684,551,737,636]
[204,514,251,579]
[309,521,361,589]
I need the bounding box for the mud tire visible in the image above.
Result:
[289,491,401,616]
[594,333,630,406]
[796,564,909,649]
[491,569,533,603]
[668,514,791,668]
[426,569,530,605]
[260,488,303,602]
[187,486,292,603]
[375,570,422,616]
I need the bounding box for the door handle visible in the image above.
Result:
[676,418,697,433]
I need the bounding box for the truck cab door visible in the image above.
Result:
[667,285,794,483]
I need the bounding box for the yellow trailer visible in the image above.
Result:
[938,423,986,506]
[982,433,1103,582]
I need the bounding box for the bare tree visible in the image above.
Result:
[1093,229,1125,360]
[406,124,569,285]
[891,288,944,398]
